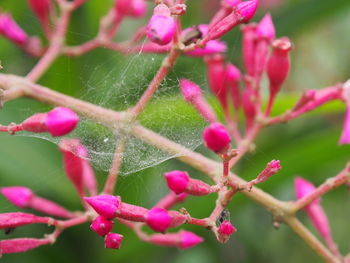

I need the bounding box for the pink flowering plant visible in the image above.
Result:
[0,0,349,262]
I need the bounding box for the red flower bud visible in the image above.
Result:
[146,208,171,233]
[0,238,50,254]
[90,216,114,237]
[115,0,147,18]
[105,233,123,249]
[46,107,79,136]
[203,123,231,153]
[267,37,292,98]
[147,4,176,45]
[84,195,121,219]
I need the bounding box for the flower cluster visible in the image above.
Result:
[0,0,349,261]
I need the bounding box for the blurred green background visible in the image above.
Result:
[0,0,349,262]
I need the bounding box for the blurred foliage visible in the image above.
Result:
[0,0,350,262]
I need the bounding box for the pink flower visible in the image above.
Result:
[237,0,259,23]
[205,55,228,110]
[146,208,171,233]
[339,103,350,145]
[90,216,114,237]
[225,63,241,110]
[267,37,292,98]
[1,186,73,218]
[294,177,333,245]
[0,212,50,229]
[218,220,236,236]
[0,186,33,208]
[179,231,204,249]
[256,13,275,41]
[294,177,318,204]
[203,122,231,154]
[241,24,257,76]
[28,0,51,23]
[147,4,176,45]
[254,14,275,81]
[46,107,79,136]
[59,139,86,196]
[0,238,50,254]
[149,230,203,249]
[0,13,28,45]
[105,233,123,249]
[84,195,121,219]
[179,78,218,123]
[164,170,189,194]
[115,0,147,18]
[255,160,281,183]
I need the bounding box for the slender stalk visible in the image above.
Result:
[26,9,71,82]
[284,216,341,263]
[130,47,181,117]
[103,138,126,194]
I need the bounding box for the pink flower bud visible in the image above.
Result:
[147,4,176,45]
[256,13,275,41]
[21,113,47,133]
[165,170,214,196]
[59,139,85,196]
[340,103,350,145]
[242,81,256,129]
[206,55,228,110]
[46,107,79,136]
[164,170,190,194]
[179,230,204,249]
[241,24,257,76]
[294,177,333,246]
[1,186,73,218]
[0,13,28,45]
[225,63,241,110]
[29,195,74,218]
[84,195,121,219]
[207,2,254,42]
[0,212,50,229]
[294,177,319,205]
[0,238,50,254]
[28,0,51,23]
[180,79,202,102]
[237,0,259,23]
[218,220,236,236]
[105,233,123,249]
[255,160,281,183]
[0,186,33,208]
[146,208,171,233]
[179,78,218,123]
[90,216,114,236]
[149,230,203,249]
[254,14,275,81]
[115,0,147,18]
[203,122,231,153]
[267,37,292,98]
[224,0,241,7]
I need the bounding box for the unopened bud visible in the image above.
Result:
[0,13,28,45]
[115,0,146,18]
[147,4,176,45]
[90,216,114,237]
[146,208,171,233]
[105,232,123,249]
[203,122,231,154]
